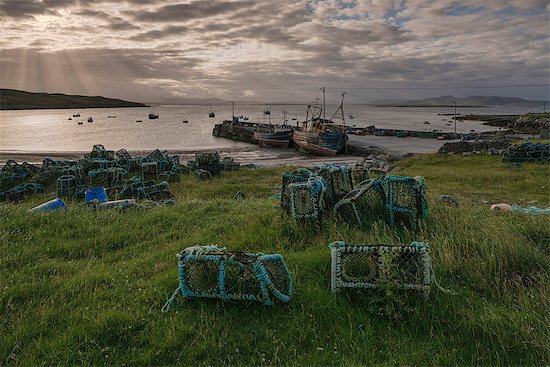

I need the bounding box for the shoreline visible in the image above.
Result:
[0,146,366,167]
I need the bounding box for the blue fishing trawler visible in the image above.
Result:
[292,89,348,157]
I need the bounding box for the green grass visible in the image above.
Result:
[1,155,549,365]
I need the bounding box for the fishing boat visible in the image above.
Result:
[73,113,80,117]
[182,120,188,123]
[87,117,93,122]
[108,115,117,118]
[68,117,72,120]
[149,112,159,119]
[254,111,292,148]
[292,88,348,157]
[77,121,83,125]
[209,106,215,118]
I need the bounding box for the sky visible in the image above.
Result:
[0,0,549,104]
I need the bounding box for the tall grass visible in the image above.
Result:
[1,155,549,365]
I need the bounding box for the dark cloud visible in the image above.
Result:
[126,0,256,22]
[129,25,188,41]
[0,0,77,18]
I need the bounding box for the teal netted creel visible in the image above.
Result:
[329,241,432,297]
[162,245,293,311]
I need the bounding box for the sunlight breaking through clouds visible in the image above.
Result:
[0,0,548,103]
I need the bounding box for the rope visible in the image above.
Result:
[161,286,181,312]
[512,205,550,215]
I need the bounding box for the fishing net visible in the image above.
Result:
[333,179,386,226]
[329,241,432,297]
[502,143,550,163]
[381,175,428,227]
[162,245,293,310]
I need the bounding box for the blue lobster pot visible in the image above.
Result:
[85,187,108,203]
[30,198,66,212]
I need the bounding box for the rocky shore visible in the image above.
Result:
[459,113,549,134]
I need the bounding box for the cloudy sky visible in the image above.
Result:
[0,0,549,103]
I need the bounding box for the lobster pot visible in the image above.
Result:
[174,246,293,306]
[88,168,128,187]
[221,157,240,171]
[280,168,314,214]
[140,161,159,180]
[194,152,221,177]
[86,144,115,160]
[91,159,118,170]
[352,166,369,186]
[56,175,76,198]
[381,175,428,227]
[0,183,45,203]
[333,179,386,226]
[288,177,326,225]
[329,241,432,297]
[159,171,180,182]
[502,143,550,163]
[316,164,353,209]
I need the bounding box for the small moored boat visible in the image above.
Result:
[87,117,93,122]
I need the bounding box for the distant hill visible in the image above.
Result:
[0,89,148,110]
[370,95,547,107]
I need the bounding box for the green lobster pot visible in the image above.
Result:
[56,175,76,198]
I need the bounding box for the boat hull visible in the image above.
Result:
[253,131,291,148]
[292,130,348,157]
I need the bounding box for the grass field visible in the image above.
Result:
[1,154,549,365]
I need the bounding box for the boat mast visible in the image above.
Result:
[322,86,326,122]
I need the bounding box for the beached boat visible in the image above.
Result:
[149,112,159,119]
[254,111,292,148]
[292,89,348,157]
[254,128,292,148]
[87,117,93,122]
[209,106,215,118]
[108,115,117,118]
[182,120,188,123]
[77,121,83,125]
[73,113,80,117]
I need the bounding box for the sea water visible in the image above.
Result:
[0,104,542,152]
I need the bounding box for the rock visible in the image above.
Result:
[437,195,458,205]
[491,203,512,212]
[391,166,403,173]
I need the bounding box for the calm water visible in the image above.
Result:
[0,104,543,152]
